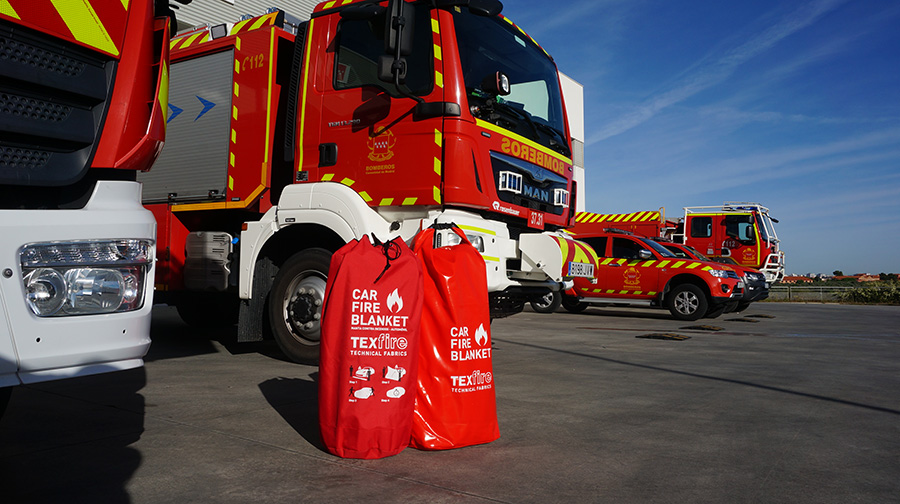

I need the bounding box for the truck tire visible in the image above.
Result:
[561,294,588,313]
[268,248,330,365]
[704,304,726,319]
[667,284,708,321]
[531,291,561,313]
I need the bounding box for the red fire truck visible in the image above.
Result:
[678,203,783,283]
[142,1,590,364]
[574,202,784,283]
[0,0,177,415]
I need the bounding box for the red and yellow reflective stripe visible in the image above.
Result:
[575,211,661,224]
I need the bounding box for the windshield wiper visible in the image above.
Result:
[533,122,571,157]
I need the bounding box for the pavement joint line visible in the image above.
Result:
[492,337,900,416]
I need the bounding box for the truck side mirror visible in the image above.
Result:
[378,54,407,84]
[340,3,386,20]
[639,249,653,260]
[384,0,415,56]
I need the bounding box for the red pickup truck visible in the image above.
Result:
[560,229,744,320]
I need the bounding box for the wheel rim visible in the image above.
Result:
[674,290,700,315]
[280,271,326,345]
[535,292,554,309]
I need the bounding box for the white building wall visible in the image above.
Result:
[558,72,585,212]
[173,0,320,31]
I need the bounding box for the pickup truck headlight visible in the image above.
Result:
[20,240,153,317]
[707,269,730,278]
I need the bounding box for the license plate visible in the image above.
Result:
[568,261,594,278]
[527,210,544,229]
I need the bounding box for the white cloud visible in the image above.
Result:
[586,0,849,144]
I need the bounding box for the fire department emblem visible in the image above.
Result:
[623,267,641,286]
[742,248,757,263]
[367,130,396,162]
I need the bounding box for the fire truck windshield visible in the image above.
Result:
[453,10,570,158]
[756,213,778,244]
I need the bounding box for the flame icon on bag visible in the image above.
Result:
[474,323,489,346]
[386,288,403,313]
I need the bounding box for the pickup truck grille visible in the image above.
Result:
[0,20,114,187]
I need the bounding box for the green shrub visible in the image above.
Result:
[839,282,900,305]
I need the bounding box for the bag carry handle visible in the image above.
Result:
[370,234,404,283]
[415,222,471,251]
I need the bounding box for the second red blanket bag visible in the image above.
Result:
[319,236,423,459]
[410,225,500,450]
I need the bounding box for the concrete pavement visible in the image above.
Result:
[1,303,898,503]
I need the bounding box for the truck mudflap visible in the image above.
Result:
[518,233,598,284]
[0,181,155,387]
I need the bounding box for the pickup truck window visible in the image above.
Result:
[580,237,607,257]
[612,237,644,259]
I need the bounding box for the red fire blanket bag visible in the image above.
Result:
[319,235,423,459]
[410,224,500,450]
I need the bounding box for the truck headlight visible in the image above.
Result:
[443,231,485,252]
[708,269,730,278]
[20,240,153,317]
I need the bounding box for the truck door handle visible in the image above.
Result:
[319,143,337,167]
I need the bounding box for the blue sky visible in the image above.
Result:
[502,0,900,275]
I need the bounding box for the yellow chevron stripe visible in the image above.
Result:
[379,198,394,206]
[433,186,441,203]
[52,0,119,56]
[402,197,417,205]
[1,1,21,19]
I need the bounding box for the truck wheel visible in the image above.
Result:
[667,284,708,321]
[704,305,726,319]
[561,295,588,313]
[268,248,330,365]
[531,291,561,313]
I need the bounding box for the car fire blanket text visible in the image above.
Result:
[319,236,423,459]
[410,226,500,450]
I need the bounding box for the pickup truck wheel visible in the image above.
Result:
[561,294,588,313]
[531,291,561,313]
[268,248,331,365]
[704,304,726,319]
[668,284,708,321]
